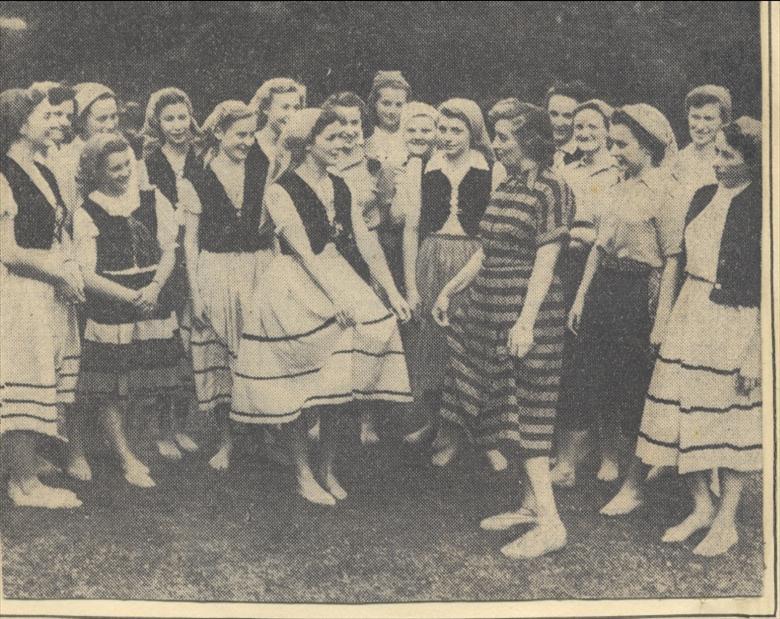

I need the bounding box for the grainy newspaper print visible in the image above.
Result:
[0,2,777,618]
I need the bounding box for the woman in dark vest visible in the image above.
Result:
[403,98,506,470]
[183,101,275,471]
[74,132,184,488]
[1,86,84,509]
[139,87,203,461]
[232,108,412,506]
[612,117,762,557]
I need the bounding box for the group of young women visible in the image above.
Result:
[0,72,763,560]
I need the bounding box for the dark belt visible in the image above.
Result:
[601,253,652,275]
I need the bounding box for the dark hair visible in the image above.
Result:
[0,87,47,154]
[283,107,343,169]
[611,109,666,166]
[720,122,761,174]
[48,84,75,106]
[686,93,731,123]
[322,91,369,130]
[544,80,595,109]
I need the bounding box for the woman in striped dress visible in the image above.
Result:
[612,118,762,556]
[139,87,203,460]
[232,108,412,505]
[432,100,573,558]
[1,86,83,508]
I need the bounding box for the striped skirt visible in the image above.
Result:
[188,249,273,413]
[411,234,481,397]
[1,271,80,439]
[438,260,566,458]
[636,275,762,473]
[231,247,412,425]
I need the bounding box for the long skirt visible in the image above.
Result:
[1,269,80,439]
[438,260,566,458]
[188,250,273,414]
[636,275,761,473]
[231,246,412,425]
[411,233,481,399]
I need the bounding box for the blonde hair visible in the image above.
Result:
[200,100,256,163]
[141,87,202,158]
[76,132,132,197]
[249,78,306,128]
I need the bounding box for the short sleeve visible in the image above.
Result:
[0,174,18,219]
[154,190,178,251]
[264,183,303,235]
[73,207,99,269]
[536,177,572,248]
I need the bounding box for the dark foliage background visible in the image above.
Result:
[0,1,761,147]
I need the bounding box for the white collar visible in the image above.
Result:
[7,143,58,208]
[425,149,489,174]
[558,139,578,155]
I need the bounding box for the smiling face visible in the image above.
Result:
[437,114,471,159]
[215,115,256,163]
[100,147,134,195]
[266,90,303,135]
[309,120,346,168]
[159,101,192,147]
[48,99,74,146]
[609,123,650,176]
[547,94,578,146]
[688,102,722,147]
[404,114,436,157]
[83,96,119,138]
[20,98,60,152]
[713,130,750,187]
[332,105,363,150]
[572,107,608,154]
[376,87,407,132]
[491,118,525,171]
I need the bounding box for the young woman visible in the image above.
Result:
[432,100,573,558]
[0,86,83,508]
[140,87,203,460]
[566,104,684,512]
[183,101,275,470]
[364,70,411,169]
[403,98,505,469]
[551,99,622,486]
[231,108,412,505]
[74,132,185,488]
[611,118,762,556]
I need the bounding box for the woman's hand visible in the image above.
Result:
[388,291,412,324]
[508,320,534,359]
[406,287,422,319]
[190,291,209,330]
[55,261,86,305]
[135,282,161,316]
[432,291,450,327]
[567,296,584,335]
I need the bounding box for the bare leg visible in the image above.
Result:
[64,401,93,481]
[662,471,715,543]
[99,399,155,487]
[597,423,622,482]
[431,421,460,467]
[601,454,647,516]
[550,429,589,487]
[694,469,746,556]
[208,403,232,470]
[318,408,347,500]
[156,394,182,461]
[501,456,567,558]
[283,418,334,506]
[172,395,199,452]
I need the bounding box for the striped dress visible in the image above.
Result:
[438,169,572,457]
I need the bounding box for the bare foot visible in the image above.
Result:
[208,445,231,471]
[600,487,643,516]
[431,443,458,467]
[597,458,620,482]
[694,521,738,556]
[360,423,380,446]
[403,424,433,445]
[480,508,537,531]
[321,470,348,500]
[486,449,508,472]
[174,433,199,453]
[123,458,156,488]
[157,439,183,461]
[296,475,336,506]
[500,522,567,559]
[662,507,715,543]
[8,479,82,509]
[66,456,93,482]
[550,463,576,488]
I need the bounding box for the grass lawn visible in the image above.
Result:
[0,409,765,603]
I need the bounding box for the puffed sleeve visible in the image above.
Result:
[653,176,686,257]
[0,173,18,219]
[73,207,99,270]
[264,183,305,237]
[154,189,178,251]
[536,176,573,247]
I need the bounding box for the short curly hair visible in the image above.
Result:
[488,98,556,166]
[76,132,131,197]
